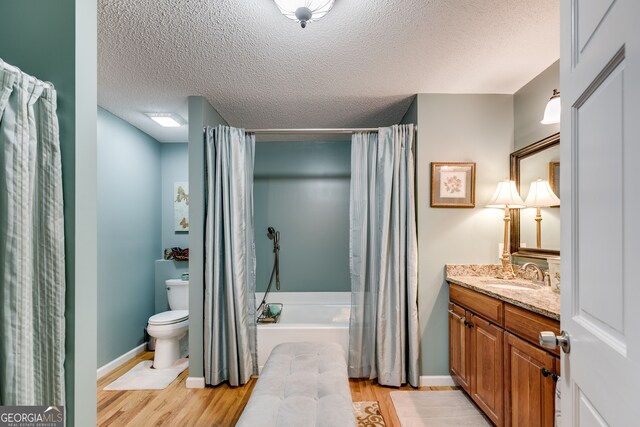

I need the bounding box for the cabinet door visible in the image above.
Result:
[448,302,471,393]
[504,333,558,427]
[470,314,504,426]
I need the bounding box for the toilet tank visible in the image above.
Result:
[166,279,189,310]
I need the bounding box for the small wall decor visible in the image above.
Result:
[174,182,189,231]
[430,162,476,208]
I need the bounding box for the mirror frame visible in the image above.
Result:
[510,132,560,258]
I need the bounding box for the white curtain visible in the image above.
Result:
[0,59,66,405]
[204,125,257,386]
[348,124,419,387]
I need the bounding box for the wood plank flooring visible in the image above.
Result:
[97,352,456,427]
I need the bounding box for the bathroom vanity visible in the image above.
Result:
[446,265,560,427]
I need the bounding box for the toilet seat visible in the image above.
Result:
[148,310,189,326]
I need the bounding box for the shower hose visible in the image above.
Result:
[257,228,280,316]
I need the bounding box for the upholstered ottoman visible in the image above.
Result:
[236,342,356,427]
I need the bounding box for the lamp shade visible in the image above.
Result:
[486,179,526,208]
[524,178,560,207]
[274,0,335,27]
[541,89,561,124]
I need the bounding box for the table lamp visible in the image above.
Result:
[524,178,560,248]
[487,179,526,279]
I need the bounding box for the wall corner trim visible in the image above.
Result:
[96,343,147,379]
[419,375,455,387]
[186,377,206,389]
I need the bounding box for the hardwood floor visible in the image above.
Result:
[97,352,456,426]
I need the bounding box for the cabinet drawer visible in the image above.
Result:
[504,304,560,356]
[450,283,504,326]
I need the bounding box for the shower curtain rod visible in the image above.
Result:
[203,126,417,136]
[244,128,380,134]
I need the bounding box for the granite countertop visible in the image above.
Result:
[445,264,560,321]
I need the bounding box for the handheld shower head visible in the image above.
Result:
[267,227,276,240]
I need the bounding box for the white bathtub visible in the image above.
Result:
[256,292,351,371]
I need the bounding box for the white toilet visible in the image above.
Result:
[147,279,189,369]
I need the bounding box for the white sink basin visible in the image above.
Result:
[483,283,538,291]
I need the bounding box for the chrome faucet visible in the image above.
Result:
[522,262,550,287]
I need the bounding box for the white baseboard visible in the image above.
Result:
[419,375,455,387]
[186,377,205,389]
[97,343,147,379]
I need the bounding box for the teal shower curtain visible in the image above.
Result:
[0,60,66,405]
[348,124,419,387]
[203,125,257,386]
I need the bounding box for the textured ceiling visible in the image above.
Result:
[98,0,560,142]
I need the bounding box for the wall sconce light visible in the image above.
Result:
[541,89,561,124]
[487,179,526,279]
[524,178,560,248]
[273,0,335,28]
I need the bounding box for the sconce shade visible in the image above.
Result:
[486,179,526,208]
[541,89,561,124]
[274,0,335,27]
[524,178,560,207]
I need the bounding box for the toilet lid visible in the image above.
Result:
[148,310,189,325]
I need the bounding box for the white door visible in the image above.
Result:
[560,0,640,425]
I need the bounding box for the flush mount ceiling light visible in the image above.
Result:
[146,113,186,128]
[541,89,561,124]
[274,0,335,28]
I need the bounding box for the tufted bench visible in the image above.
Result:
[236,342,356,427]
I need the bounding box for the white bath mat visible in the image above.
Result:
[390,390,491,426]
[103,358,188,391]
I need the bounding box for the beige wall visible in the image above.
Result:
[413,94,514,375]
[514,60,560,150]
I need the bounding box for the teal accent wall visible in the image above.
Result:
[188,96,228,380]
[0,1,98,425]
[161,143,189,250]
[97,107,161,367]
[254,141,351,293]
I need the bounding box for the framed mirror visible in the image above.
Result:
[510,133,560,258]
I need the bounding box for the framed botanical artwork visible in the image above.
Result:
[430,162,476,208]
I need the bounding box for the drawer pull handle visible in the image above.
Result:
[541,367,551,377]
[465,321,474,328]
[448,310,464,321]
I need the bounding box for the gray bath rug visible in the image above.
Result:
[390,390,491,426]
[103,358,188,391]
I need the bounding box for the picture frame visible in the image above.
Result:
[430,162,476,208]
[174,182,189,231]
[549,161,560,200]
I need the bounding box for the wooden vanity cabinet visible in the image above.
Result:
[449,283,560,427]
[504,333,558,427]
[470,314,504,426]
[448,302,471,393]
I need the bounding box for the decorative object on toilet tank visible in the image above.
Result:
[486,179,526,279]
[430,162,476,208]
[174,182,189,231]
[164,247,189,261]
[273,0,335,28]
